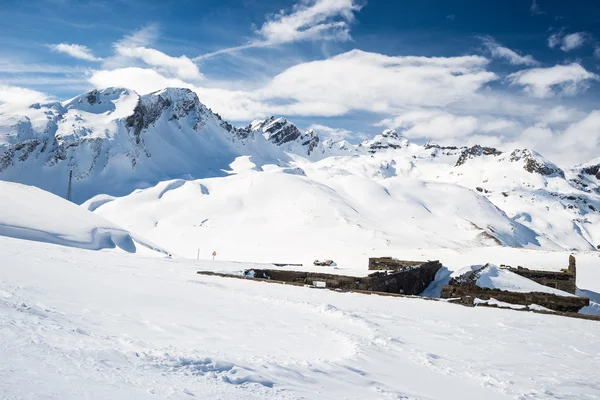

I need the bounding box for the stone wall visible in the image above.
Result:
[440,283,589,313]
[368,257,426,270]
[368,261,442,294]
[500,255,577,294]
[245,260,442,296]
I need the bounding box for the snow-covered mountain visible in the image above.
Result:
[0,88,291,203]
[1,87,599,255]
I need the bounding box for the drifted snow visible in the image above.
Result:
[1,235,600,400]
[452,264,576,297]
[0,180,166,254]
[91,162,540,267]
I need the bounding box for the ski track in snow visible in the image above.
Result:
[1,236,600,399]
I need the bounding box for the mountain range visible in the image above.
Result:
[1,87,599,258]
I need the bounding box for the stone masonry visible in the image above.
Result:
[500,255,577,294]
[244,260,442,295]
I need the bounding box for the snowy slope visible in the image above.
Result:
[89,156,541,267]
[1,235,600,400]
[0,180,165,254]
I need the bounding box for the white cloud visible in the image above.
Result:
[595,46,600,59]
[258,0,360,43]
[480,37,538,66]
[480,118,516,132]
[377,110,479,140]
[89,50,497,121]
[536,106,583,125]
[114,46,203,81]
[258,50,496,115]
[47,43,101,61]
[98,25,203,82]
[89,67,193,94]
[194,0,362,60]
[516,110,600,165]
[508,63,598,98]
[560,32,586,51]
[446,14,456,20]
[548,31,587,52]
[308,124,354,140]
[0,85,51,105]
[560,110,600,152]
[377,109,517,141]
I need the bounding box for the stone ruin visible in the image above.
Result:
[440,255,589,313]
[500,255,577,294]
[198,258,442,296]
[368,257,426,270]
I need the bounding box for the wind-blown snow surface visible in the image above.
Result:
[1,235,600,400]
[0,180,167,254]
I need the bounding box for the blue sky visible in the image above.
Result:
[0,0,599,164]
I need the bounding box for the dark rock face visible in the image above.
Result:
[582,164,600,180]
[254,117,320,155]
[263,117,303,145]
[455,145,502,166]
[0,139,44,172]
[363,130,407,153]
[424,142,459,151]
[509,149,565,178]
[125,96,172,143]
[86,89,99,105]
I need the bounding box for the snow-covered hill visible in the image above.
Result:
[0,180,167,254]
[1,87,599,254]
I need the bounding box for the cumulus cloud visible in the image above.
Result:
[377,110,479,140]
[0,85,51,105]
[90,49,497,121]
[258,50,496,115]
[102,25,204,82]
[114,46,203,81]
[508,63,598,98]
[377,109,516,141]
[560,32,586,51]
[89,67,192,94]
[194,0,363,60]
[519,110,600,165]
[47,43,102,61]
[548,31,587,52]
[308,124,355,140]
[480,36,538,66]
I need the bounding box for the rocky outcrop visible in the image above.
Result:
[360,129,408,153]
[251,116,321,155]
[509,149,565,178]
[455,145,502,166]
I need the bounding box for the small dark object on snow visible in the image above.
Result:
[314,259,335,266]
